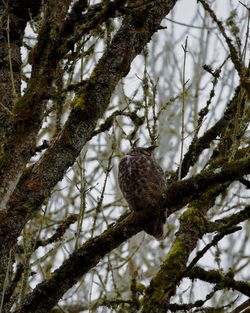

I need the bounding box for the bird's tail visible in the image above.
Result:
[144,211,166,241]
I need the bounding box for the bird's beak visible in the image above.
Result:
[146,145,158,152]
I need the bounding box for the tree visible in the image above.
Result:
[0,0,250,312]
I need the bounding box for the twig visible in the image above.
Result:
[91,153,113,237]
[75,153,87,250]
[198,0,249,94]
[240,1,250,62]
[165,17,216,30]
[194,57,229,139]
[168,286,220,312]
[35,214,78,249]
[0,102,14,116]
[179,36,188,180]
[179,226,241,280]
[6,15,17,100]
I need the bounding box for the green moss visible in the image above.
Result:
[180,206,201,224]
[135,283,145,293]
[164,235,187,271]
[180,198,212,237]
[13,90,36,124]
[13,96,29,117]
[71,69,114,120]
[71,92,85,110]
[143,235,187,306]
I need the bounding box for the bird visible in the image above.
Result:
[118,142,166,240]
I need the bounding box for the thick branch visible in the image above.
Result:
[0,0,71,211]
[0,1,42,141]
[14,155,250,312]
[0,0,42,288]
[0,0,124,212]
[60,0,127,57]
[164,156,250,212]
[1,0,178,269]
[15,212,141,313]
[141,184,227,313]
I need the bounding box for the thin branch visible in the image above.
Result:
[35,214,78,249]
[198,0,250,96]
[165,17,216,30]
[179,226,241,281]
[6,15,17,100]
[230,298,250,313]
[179,36,188,180]
[187,266,250,297]
[0,102,13,117]
[178,85,244,178]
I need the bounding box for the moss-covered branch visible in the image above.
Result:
[0,0,126,213]
[187,266,250,297]
[0,0,178,280]
[165,156,250,213]
[0,1,42,140]
[179,86,245,178]
[141,184,227,313]
[15,212,141,313]
[9,154,250,313]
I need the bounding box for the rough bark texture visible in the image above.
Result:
[0,1,41,140]
[0,0,42,289]
[0,0,178,310]
[12,154,250,313]
[0,1,249,312]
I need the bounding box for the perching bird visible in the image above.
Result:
[118,142,166,240]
